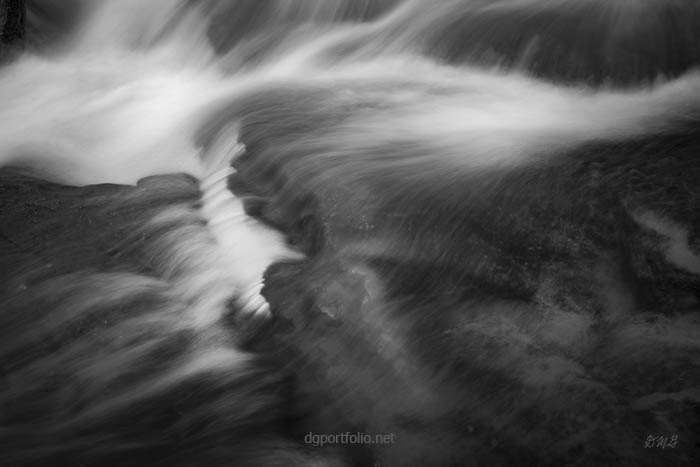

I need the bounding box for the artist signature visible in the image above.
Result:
[644,434,678,449]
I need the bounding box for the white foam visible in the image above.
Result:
[198,125,303,317]
[634,211,700,276]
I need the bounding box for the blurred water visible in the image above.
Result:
[1,1,700,466]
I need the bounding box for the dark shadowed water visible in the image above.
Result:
[1,1,700,466]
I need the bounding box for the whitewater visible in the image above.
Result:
[1,0,700,466]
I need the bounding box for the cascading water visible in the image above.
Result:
[1,1,700,466]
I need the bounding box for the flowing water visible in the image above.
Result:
[1,1,700,466]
